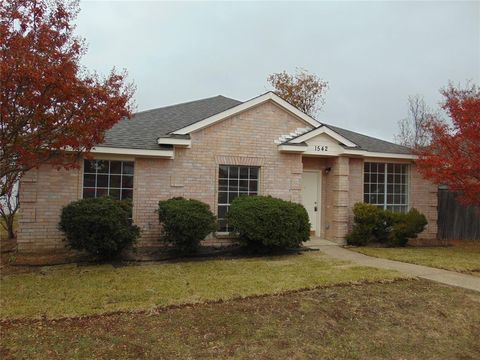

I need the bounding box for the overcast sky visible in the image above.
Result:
[76,1,479,142]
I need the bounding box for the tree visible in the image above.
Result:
[394,95,432,149]
[267,68,328,116]
[0,174,18,239]
[416,84,480,206]
[0,0,135,237]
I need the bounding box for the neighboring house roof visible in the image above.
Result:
[100,93,412,155]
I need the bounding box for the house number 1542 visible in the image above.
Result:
[314,145,329,152]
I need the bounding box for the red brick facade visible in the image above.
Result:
[17,101,438,252]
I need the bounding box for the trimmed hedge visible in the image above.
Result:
[158,197,217,254]
[346,202,427,247]
[59,197,140,260]
[227,195,310,250]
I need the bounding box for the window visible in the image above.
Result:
[364,162,409,213]
[83,160,134,200]
[217,165,259,232]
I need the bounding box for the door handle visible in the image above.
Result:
[314,206,318,212]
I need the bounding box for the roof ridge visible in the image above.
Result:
[134,95,242,116]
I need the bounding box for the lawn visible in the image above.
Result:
[1,280,479,359]
[352,242,480,275]
[0,252,405,319]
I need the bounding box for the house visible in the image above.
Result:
[17,92,437,252]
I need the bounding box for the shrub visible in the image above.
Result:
[345,203,382,246]
[346,203,428,247]
[388,208,428,247]
[345,225,373,246]
[59,197,140,260]
[227,195,310,251]
[158,197,217,254]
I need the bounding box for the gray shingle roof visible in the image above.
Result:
[100,94,411,155]
[323,124,412,154]
[100,95,241,150]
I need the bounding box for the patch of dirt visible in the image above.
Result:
[1,280,479,359]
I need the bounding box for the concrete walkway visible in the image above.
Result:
[305,238,480,293]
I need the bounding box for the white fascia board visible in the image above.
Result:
[343,149,417,160]
[289,126,358,148]
[172,92,321,135]
[157,138,192,147]
[278,144,308,153]
[278,144,416,160]
[91,146,174,158]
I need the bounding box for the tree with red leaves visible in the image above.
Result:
[0,0,134,193]
[416,84,480,206]
[0,0,134,238]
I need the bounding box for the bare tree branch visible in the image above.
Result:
[394,95,433,149]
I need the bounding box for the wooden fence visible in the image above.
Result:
[437,189,480,240]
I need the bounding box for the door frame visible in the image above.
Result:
[302,170,322,236]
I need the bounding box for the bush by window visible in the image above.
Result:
[346,202,427,247]
[158,197,217,254]
[227,195,310,251]
[345,203,384,246]
[59,197,140,260]
[388,208,428,247]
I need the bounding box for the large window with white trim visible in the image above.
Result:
[364,162,409,213]
[83,160,134,200]
[217,165,259,232]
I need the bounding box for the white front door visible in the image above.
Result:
[301,171,321,235]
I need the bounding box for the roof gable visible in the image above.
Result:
[286,125,358,147]
[171,92,321,135]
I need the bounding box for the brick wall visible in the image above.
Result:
[132,101,305,248]
[17,165,82,252]
[348,158,364,232]
[17,100,439,252]
[328,157,350,244]
[17,101,307,252]
[410,163,438,241]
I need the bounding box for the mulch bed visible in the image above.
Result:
[1,244,319,275]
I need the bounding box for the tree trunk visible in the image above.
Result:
[7,218,15,239]
[1,215,16,240]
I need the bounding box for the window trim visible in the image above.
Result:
[363,161,411,212]
[81,159,135,201]
[216,164,260,234]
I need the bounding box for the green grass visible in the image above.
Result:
[352,242,480,274]
[0,252,405,320]
[1,280,479,359]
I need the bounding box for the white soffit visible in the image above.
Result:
[157,138,191,147]
[91,146,174,158]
